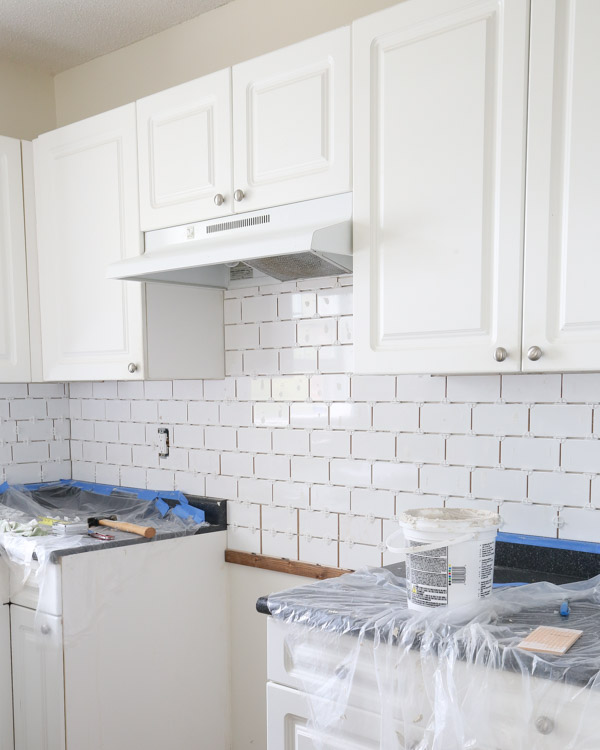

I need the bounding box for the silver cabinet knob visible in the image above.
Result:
[213,193,225,206]
[535,716,554,735]
[127,363,138,374]
[494,347,508,362]
[233,189,245,202]
[527,346,543,361]
[40,624,50,635]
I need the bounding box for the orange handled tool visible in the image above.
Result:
[88,515,156,539]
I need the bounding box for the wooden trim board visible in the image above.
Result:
[225,549,351,579]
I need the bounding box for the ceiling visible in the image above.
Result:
[0,0,235,74]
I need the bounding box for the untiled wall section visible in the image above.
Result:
[64,275,600,566]
[0,383,70,483]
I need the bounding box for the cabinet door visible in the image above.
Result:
[0,136,31,382]
[10,605,65,750]
[137,69,233,231]
[34,104,145,381]
[232,27,351,213]
[0,605,13,750]
[353,0,529,374]
[522,0,600,371]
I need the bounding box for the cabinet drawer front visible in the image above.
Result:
[523,0,600,372]
[137,68,233,231]
[353,0,529,374]
[34,104,145,381]
[233,27,351,213]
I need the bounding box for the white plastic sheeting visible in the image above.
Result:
[268,568,600,749]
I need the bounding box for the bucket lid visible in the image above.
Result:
[398,507,501,532]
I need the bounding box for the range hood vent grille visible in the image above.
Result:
[206,214,271,234]
[245,251,350,282]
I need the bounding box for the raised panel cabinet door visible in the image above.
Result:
[137,69,233,231]
[522,0,600,371]
[34,104,145,381]
[232,27,351,213]
[0,136,31,382]
[353,0,529,374]
[10,605,65,750]
[0,605,13,750]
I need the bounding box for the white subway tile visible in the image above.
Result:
[339,542,381,570]
[188,449,220,475]
[172,425,204,450]
[106,443,132,465]
[330,459,371,487]
[262,505,298,534]
[446,375,500,403]
[501,502,557,537]
[396,375,445,402]
[446,435,500,467]
[352,432,395,461]
[94,421,119,443]
[421,404,471,434]
[143,381,173,400]
[131,444,158,468]
[340,515,381,545]
[472,468,526,501]
[206,474,238,500]
[219,402,253,426]
[81,399,107,420]
[223,298,241,325]
[226,351,244,376]
[10,399,47,420]
[16,419,54,441]
[299,509,338,538]
[372,403,419,432]
[330,403,372,431]
[372,462,418,491]
[396,493,444,512]
[351,376,395,403]
[221,452,254,477]
[146,469,175,491]
[173,471,205,496]
[273,481,309,509]
[91,382,117,399]
[117,381,145,399]
[297,318,336,347]
[420,465,470,496]
[311,431,350,458]
[105,400,130,421]
[238,427,272,453]
[396,433,445,464]
[172,380,204,400]
[528,470,590,507]
[472,404,529,436]
[562,374,600,403]
[271,375,309,402]
[501,437,559,470]
[311,485,350,513]
[445,497,499,514]
[119,422,145,444]
[71,419,94,441]
[12,441,50,463]
[241,295,277,323]
[530,404,592,438]
[272,429,309,455]
[5,462,42,483]
[204,378,236,401]
[119,466,147,488]
[561,439,600,473]
[228,500,261,528]
[204,426,235,451]
[130,400,158,423]
[260,321,296,348]
[280,347,318,375]
[261,530,298,560]
[237,478,273,504]
[290,403,328,428]
[254,454,290,481]
[559,507,600,542]
[299,536,338,567]
[227,525,260,554]
[236,377,271,401]
[225,323,260,350]
[187,402,219,425]
[243,349,279,376]
[67,382,92,399]
[158,400,187,424]
[337,318,353,345]
[310,374,350,401]
[502,374,562,403]
[351,488,395,518]
[291,456,329,483]
[317,288,352,316]
[318,345,354,374]
[47,399,70,419]
[277,292,316,319]
[254,403,289,427]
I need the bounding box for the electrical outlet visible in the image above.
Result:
[157,427,169,458]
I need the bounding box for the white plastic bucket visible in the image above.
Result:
[386,508,501,611]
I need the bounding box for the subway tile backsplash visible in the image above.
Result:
[2,276,600,568]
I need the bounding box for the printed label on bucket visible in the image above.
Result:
[479,541,495,598]
[406,541,449,608]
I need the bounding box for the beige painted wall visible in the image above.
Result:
[54,0,399,126]
[228,563,311,750]
[0,59,56,140]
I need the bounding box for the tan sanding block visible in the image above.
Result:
[517,626,583,655]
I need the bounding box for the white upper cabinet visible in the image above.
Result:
[232,27,351,214]
[353,0,530,374]
[34,105,146,381]
[0,136,32,383]
[137,69,233,231]
[522,0,600,372]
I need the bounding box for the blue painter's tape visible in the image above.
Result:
[0,482,8,495]
[170,503,205,524]
[497,531,600,555]
[155,498,170,517]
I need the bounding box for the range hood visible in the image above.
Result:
[107,192,352,288]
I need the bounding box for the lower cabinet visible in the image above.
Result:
[0,605,13,750]
[10,606,65,750]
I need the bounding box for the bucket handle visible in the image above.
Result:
[386,528,475,555]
